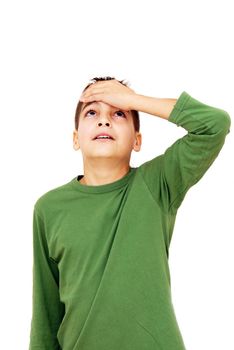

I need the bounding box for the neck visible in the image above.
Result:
[80,161,131,186]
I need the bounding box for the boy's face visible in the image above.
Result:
[73,101,142,163]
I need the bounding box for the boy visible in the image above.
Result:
[29,76,231,349]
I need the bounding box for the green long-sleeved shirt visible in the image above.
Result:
[29,91,231,350]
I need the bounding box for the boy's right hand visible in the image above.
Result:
[80,79,138,111]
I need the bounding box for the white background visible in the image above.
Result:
[0,0,233,349]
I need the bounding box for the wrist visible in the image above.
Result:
[129,93,147,111]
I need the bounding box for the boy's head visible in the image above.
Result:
[73,76,142,165]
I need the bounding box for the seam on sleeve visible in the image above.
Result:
[33,205,58,264]
[34,205,45,222]
[167,135,210,212]
[139,165,169,215]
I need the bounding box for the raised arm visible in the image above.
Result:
[138,91,231,216]
[129,93,178,120]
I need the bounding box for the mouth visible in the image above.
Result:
[92,132,115,141]
[92,134,115,141]
[93,138,115,142]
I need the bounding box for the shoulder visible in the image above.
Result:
[34,177,76,218]
[138,154,163,176]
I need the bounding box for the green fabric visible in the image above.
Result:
[29,91,231,349]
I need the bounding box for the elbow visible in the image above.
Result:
[222,110,231,134]
[210,108,231,137]
[213,109,231,136]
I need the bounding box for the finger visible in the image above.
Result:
[82,87,105,100]
[86,80,113,92]
[85,81,118,96]
[80,93,102,103]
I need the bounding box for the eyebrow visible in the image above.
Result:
[81,101,98,112]
[81,101,130,115]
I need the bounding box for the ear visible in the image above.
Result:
[133,132,142,152]
[73,130,80,150]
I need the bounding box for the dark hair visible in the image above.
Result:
[74,76,140,132]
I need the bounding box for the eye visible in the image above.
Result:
[84,109,126,118]
[115,111,126,118]
[85,109,96,117]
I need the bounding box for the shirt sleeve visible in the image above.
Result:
[29,206,64,350]
[139,91,231,214]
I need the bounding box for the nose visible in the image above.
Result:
[96,106,113,126]
[97,121,110,126]
[97,113,112,127]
